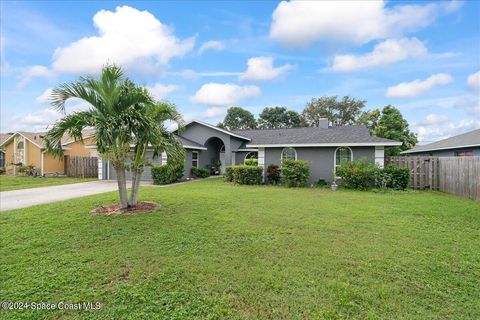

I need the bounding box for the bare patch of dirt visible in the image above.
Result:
[90,201,160,216]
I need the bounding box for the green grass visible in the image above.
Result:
[1,179,479,319]
[0,176,96,191]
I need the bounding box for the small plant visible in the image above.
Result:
[191,167,210,178]
[151,163,184,185]
[244,158,258,166]
[281,159,310,187]
[316,179,328,187]
[266,164,281,184]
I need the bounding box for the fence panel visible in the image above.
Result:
[66,156,98,178]
[386,156,480,201]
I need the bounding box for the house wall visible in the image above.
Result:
[264,146,375,183]
[4,141,14,165]
[407,146,480,157]
[43,152,65,174]
[25,140,42,169]
[106,151,164,181]
[64,137,96,157]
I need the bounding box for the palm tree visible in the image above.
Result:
[44,65,164,209]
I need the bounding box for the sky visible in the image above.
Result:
[1,0,479,144]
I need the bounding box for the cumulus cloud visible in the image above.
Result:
[147,83,181,100]
[331,38,427,72]
[198,40,225,55]
[386,73,453,98]
[190,83,260,106]
[419,113,449,125]
[34,88,53,104]
[240,56,293,81]
[467,70,480,92]
[270,1,462,47]
[412,118,480,144]
[18,65,55,88]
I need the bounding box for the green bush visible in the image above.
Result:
[191,166,210,178]
[151,163,184,185]
[244,158,258,166]
[266,164,281,184]
[225,165,262,185]
[281,160,310,187]
[336,159,379,190]
[382,164,410,190]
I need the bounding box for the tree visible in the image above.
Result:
[301,96,365,126]
[364,105,417,156]
[258,106,302,128]
[44,65,183,209]
[222,107,256,130]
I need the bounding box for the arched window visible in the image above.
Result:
[281,147,297,161]
[244,151,258,164]
[335,147,353,167]
[17,141,24,150]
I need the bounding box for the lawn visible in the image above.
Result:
[1,179,479,319]
[0,176,96,191]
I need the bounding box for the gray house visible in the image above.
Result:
[400,129,480,157]
[99,119,401,183]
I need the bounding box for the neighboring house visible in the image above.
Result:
[98,119,401,183]
[401,129,480,157]
[0,130,96,175]
[0,133,12,168]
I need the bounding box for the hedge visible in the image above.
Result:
[225,165,262,185]
[244,158,258,166]
[379,164,410,190]
[151,163,184,185]
[191,167,210,178]
[266,164,281,184]
[281,160,310,187]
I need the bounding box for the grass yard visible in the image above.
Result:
[0,176,96,191]
[1,179,479,319]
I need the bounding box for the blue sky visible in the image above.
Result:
[1,0,479,143]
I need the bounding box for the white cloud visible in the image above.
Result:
[18,65,55,88]
[50,6,195,75]
[454,97,480,116]
[147,83,181,100]
[467,70,480,92]
[420,113,449,125]
[204,107,228,118]
[169,69,242,79]
[331,38,427,72]
[240,56,293,81]
[386,73,453,98]
[34,88,53,104]
[412,118,480,144]
[270,1,461,47]
[190,83,261,106]
[198,40,225,55]
[2,109,62,132]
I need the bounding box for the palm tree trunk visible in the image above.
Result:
[113,165,129,209]
[129,167,143,206]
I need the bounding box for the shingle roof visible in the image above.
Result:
[177,136,205,149]
[231,125,400,146]
[0,130,95,149]
[0,133,12,146]
[401,129,480,154]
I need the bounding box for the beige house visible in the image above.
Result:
[0,130,95,176]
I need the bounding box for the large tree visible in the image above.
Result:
[222,107,256,130]
[357,105,417,156]
[258,106,302,129]
[301,95,366,126]
[44,65,184,209]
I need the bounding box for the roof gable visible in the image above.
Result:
[183,120,251,141]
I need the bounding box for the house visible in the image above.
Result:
[98,119,402,183]
[0,130,96,176]
[400,129,480,157]
[0,133,12,168]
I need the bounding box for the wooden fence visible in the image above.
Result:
[386,156,480,201]
[65,156,98,178]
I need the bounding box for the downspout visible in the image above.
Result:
[41,150,46,176]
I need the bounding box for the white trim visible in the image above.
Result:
[1,132,43,149]
[244,151,259,164]
[258,148,265,182]
[191,151,199,168]
[41,150,46,176]
[281,147,297,161]
[183,145,207,150]
[237,148,258,152]
[161,152,168,165]
[184,120,251,141]
[334,146,353,168]
[400,143,480,154]
[97,157,103,180]
[247,142,402,148]
[375,146,385,168]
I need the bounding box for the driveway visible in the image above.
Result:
[1,180,142,211]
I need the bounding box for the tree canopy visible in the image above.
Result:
[258,106,302,129]
[222,107,257,130]
[301,96,365,126]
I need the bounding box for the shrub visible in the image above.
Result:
[266,164,281,184]
[191,166,210,178]
[225,165,262,185]
[382,164,410,190]
[281,160,310,187]
[151,163,184,185]
[316,179,328,187]
[336,159,379,190]
[244,158,258,166]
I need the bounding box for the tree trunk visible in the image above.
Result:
[129,167,143,207]
[113,165,129,209]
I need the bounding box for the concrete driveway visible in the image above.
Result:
[1,181,125,211]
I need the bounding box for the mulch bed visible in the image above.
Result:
[90,201,160,216]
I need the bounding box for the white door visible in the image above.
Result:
[219,151,225,174]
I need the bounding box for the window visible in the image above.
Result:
[244,151,258,163]
[281,147,297,161]
[455,150,474,157]
[192,151,199,168]
[17,141,24,149]
[335,147,352,167]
